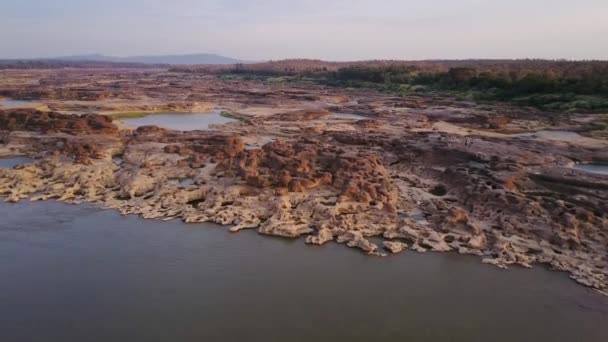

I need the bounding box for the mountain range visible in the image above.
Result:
[49,53,248,65]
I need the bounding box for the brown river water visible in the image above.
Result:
[0,201,607,342]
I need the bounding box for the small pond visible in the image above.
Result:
[119,111,238,131]
[0,156,33,169]
[0,99,35,107]
[170,178,195,187]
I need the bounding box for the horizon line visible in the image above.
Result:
[1,54,608,63]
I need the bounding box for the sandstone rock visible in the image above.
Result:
[383,241,408,254]
[336,231,377,254]
[306,228,334,245]
[265,109,331,122]
[0,109,117,135]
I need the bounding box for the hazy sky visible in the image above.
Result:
[1,0,607,60]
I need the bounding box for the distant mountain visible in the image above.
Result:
[53,53,246,65]
[0,59,158,70]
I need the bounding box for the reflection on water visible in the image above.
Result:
[168,178,194,188]
[0,156,33,169]
[0,99,34,107]
[0,201,607,342]
[575,163,608,175]
[333,113,368,120]
[120,111,238,131]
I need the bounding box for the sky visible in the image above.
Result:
[1,0,607,61]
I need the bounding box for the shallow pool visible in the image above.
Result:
[575,163,608,175]
[333,113,368,120]
[0,156,33,169]
[0,99,34,107]
[120,111,238,131]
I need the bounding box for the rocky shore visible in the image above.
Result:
[1,69,607,295]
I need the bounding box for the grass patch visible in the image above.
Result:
[219,111,246,122]
[109,111,179,120]
[218,71,608,114]
[580,115,608,140]
[508,94,608,113]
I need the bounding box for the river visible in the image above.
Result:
[0,201,607,342]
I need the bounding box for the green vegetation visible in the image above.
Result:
[326,65,608,112]
[219,111,246,121]
[109,111,181,120]
[210,60,608,113]
[580,115,608,139]
[109,112,154,120]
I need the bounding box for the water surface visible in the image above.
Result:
[120,111,237,131]
[168,178,194,188]
[0,99,34,107]
[575,163,608,175]
[333,113,368,120]
[0,201,607,342]
[0,156,33,169]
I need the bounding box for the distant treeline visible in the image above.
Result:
[329,62,608,111]
[331,63,608,96]
[0,60,164,70]
[172,59,608,111]
[171,59,607,77]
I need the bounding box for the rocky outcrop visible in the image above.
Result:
[383,241,408,254]
[264,109,331,122]
[217,139,397,210]
[0,109,118,135]
[336,231,378,254]
[306,228,334,245]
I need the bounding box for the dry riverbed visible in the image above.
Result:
[0,68,607,295]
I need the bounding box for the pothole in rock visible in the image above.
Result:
[169,178,195,188]
[112,156,124,166]
[429,184,448,196]
[187,197,206,208]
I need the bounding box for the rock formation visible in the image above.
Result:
[0,69,607,296]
